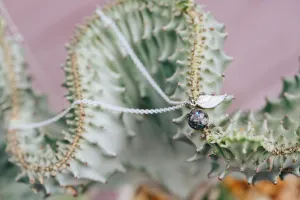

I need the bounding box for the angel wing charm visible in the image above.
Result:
[196,94,227,109]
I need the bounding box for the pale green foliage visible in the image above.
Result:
[0,0,225,198]
[0,145,44,200]
[200,74,300,184]
[0,0,299,199]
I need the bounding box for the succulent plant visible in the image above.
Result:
[0,20,44,200]
[1,0,223,198]
[1,0,300,199]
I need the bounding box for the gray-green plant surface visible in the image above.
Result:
[0,0,299,199]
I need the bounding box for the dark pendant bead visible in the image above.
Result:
[188,109,209,130]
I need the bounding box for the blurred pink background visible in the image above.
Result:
[3,0,300,112]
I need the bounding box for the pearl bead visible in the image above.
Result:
[188,109,209,130]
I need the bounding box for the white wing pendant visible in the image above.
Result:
[196,94,227,109]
